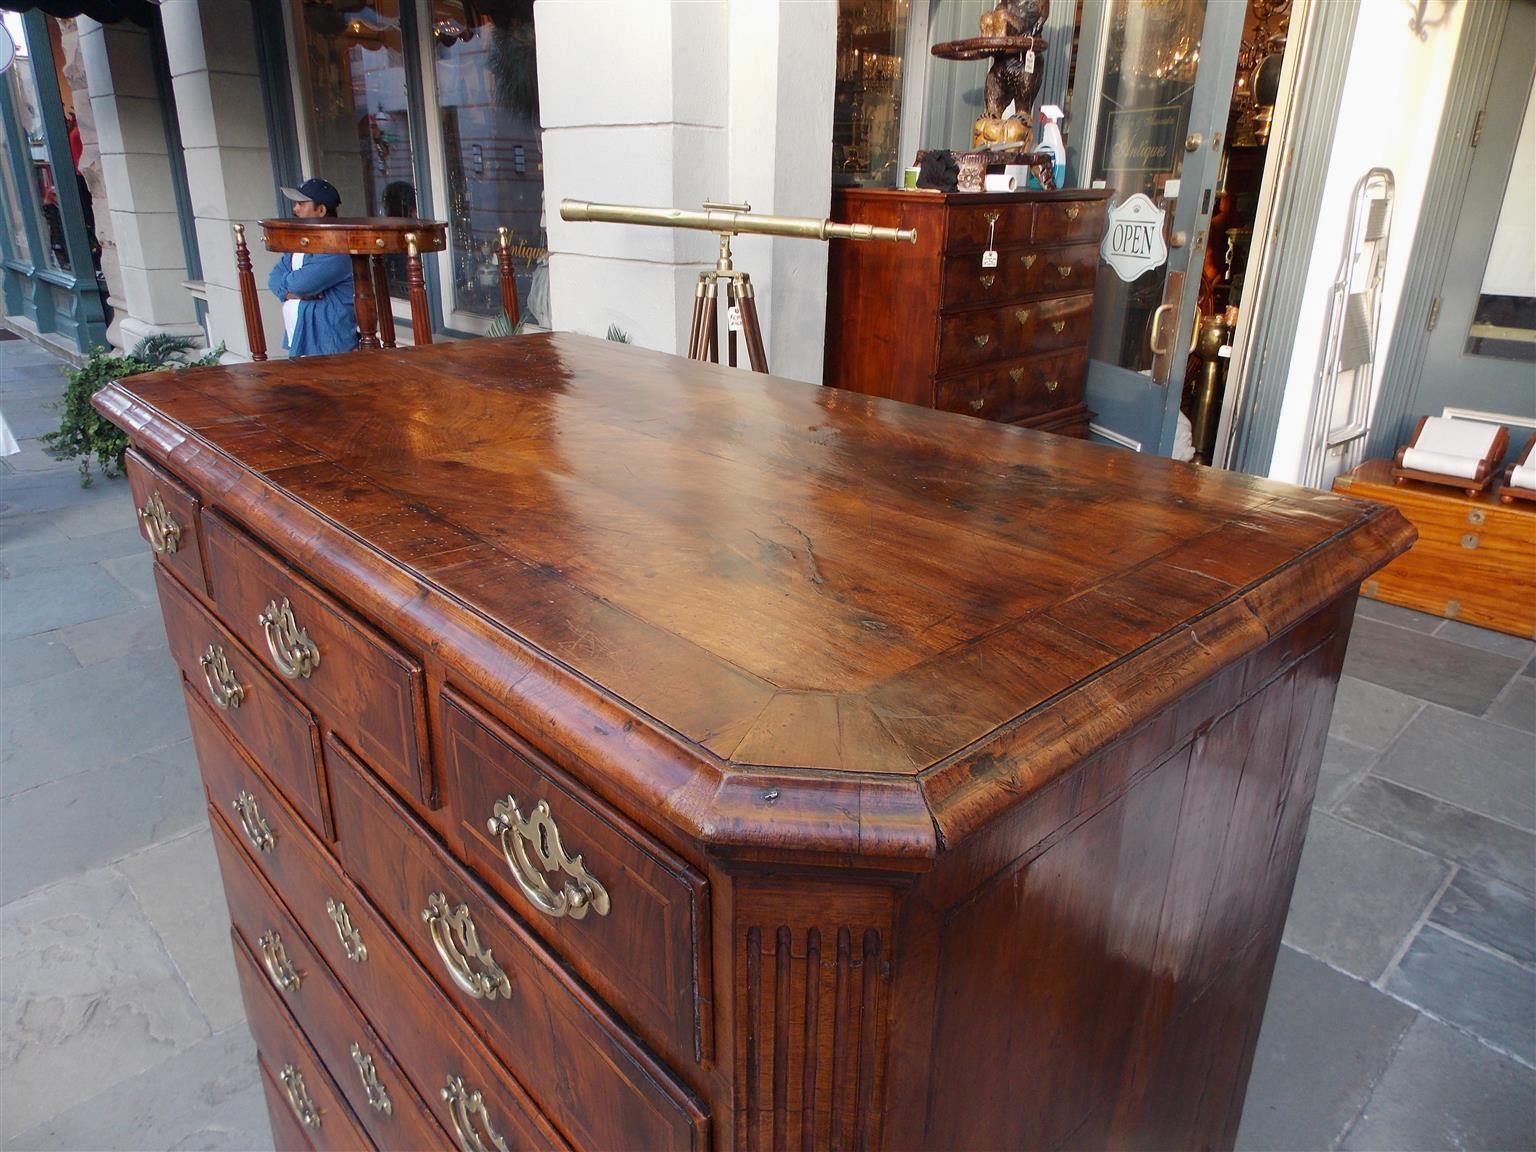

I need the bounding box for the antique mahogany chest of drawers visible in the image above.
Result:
[826,187,1114,438]
[97,333,1411,1151]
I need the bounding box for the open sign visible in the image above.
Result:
[1101,193,1169,282]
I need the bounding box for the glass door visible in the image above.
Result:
[1071,0,1245,455]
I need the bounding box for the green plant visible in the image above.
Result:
[44,335,223,485]
[606,324,632,343]
[485,311,526,338]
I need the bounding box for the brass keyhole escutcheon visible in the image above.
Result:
[979,274,995,288]
[351,1045,392,1115]
[1008,367,1024,385]
[1015,309,1031,326]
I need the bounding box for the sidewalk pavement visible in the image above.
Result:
[1,333,1531,1150]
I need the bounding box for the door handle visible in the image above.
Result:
[1149,303,1175,356]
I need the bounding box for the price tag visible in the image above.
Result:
[1024,50,1036,75]
[728,305,744,332]
[982,249,999,269]
[1218,345,1232,359]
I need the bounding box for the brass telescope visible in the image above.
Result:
[559,198,917,374]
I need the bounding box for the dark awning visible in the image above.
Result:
[3,1,158,27]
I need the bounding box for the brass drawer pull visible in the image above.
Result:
[488,796,611,921]
[258,929,301,994]
[1008,367,1025,384]
[258,598,320,680]
[326,897,367,963]
[350,1043,392,1115]
[1015,309,1031,326]
[1056,264,1073,279]
[422,892,510,1000]
[972,333,990,348]
[969,398,985,412]
[199,645,245,710]
[232,790,275,853]
[979,273,995,288]
[137,492,182,554]
[1020,253,1037,269]
[1045,379,1060,393]
[1051,320,1067,334]
[280,1064,321,1130]
[443,1075,509,1152]
[1065,205,1081,221]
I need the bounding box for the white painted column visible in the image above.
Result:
[77,16,201,350]
[159,0,284,361]
[538,0,836,382]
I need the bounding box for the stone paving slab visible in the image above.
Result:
[1341,1015,1535,1152]
[1344,617,1525,716]
[1374,703,1536,833]
[1386,925,1536,1065]
[1235,946,1417,1152]
[1284,812,1451,982]
[0,868,211,1141]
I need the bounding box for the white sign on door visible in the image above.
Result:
[1100,193,1169,283]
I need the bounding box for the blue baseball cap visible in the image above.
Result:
[281,178,341,212]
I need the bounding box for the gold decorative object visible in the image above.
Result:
[350,1044,392,1115]
[1020,253,1037,269]
[258,929,301,994]
[421,892,511,1000]
[258,598,320,680]
[980,274,996,288]
[487,796,610,921]
[326,897,367,963]
[199,645,245,711]
[1015,309,1032,325]
[1009,367,1025,384]
[1051,320,1067,333]
[232,790,275,853]
[1045,379,1060,392]
[136,492,181,554]
[974,334,991,347]
[280,1065,321,1130]
[443,1074,510,1152]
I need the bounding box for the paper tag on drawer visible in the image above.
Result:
[982,249,999,269]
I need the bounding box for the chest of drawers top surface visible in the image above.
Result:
[96,333,1411,851]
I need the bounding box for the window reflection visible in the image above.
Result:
[430,0,546,324]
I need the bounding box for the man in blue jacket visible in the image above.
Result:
[267,178,358,358]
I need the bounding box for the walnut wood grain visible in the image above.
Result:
[101,334,1416,1151]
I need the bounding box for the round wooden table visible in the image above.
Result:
[259,217,448,351]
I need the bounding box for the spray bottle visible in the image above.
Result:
[1034,104,1066,190]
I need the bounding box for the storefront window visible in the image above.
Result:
[428,1,544,321]
[832,0,910,187]
[6,29,61,272]
[290,0,418,291]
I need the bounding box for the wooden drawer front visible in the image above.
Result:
[443,690,710,1068]
[232,929,373,1152]
[946,202,1034,252]
[937,304,1032,372]
[1028,293,1096,354]
[329,739,708,1152]
[1023,244,1099,298]
[1033,198,1106,244]
[213,826,452,1152]
[156,565,328,839]
[935,351,1088,424]
[203,512,431,809]
[207,743,569,1152]
[125,450,209,598]
[940,248,1032,309]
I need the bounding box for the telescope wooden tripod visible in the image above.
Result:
[687,229,770,373]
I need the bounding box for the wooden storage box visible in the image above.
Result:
[1334,458,1536,638]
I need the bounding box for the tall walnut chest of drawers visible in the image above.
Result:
[826,187,1112,437]
[97,333,1412,1151]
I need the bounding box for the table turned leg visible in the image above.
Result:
[351,254,380,350]
[371,257,396,348]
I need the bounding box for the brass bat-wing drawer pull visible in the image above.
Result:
[973,333,990,348]
[199,645,245,710]
[422,892,510,1000]
[326,897,367,963]
[1009,367,1025,385]
[350,1043,392,1115]
[488,795,611,921]
[280,1065,321,1130]
[232,790,275,853]
[1051,320,1067,334]
[979,273,995,288]
[137,492,181,554]
[443,1075,510,1152]
[1020,253,1037,268]
[1065,204,1082,221]
[1045,379,1061,393]
[258,929,301,994]
[1056,264,1073,279]
[258,597,320,680]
